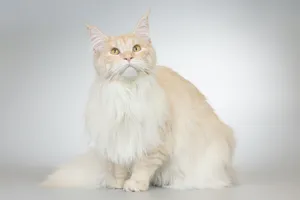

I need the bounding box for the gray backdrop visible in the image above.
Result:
[0,0,299,174]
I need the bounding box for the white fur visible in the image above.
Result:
[41,149,106,189]
[121,67,138,78]
[85,75,169,165]
[42,68,236,189]
[42,11,235,190]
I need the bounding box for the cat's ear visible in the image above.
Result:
[134,10,151,42]
[86,25,108,52]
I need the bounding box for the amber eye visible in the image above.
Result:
[132,44,141,52]
[110,48,120,55]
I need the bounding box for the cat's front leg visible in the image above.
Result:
[106,163,128,189]
[123,146,168,192]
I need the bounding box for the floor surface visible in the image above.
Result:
[1,165,299,200]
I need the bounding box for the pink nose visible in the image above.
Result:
[124,57,133,61]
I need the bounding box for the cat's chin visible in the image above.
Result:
[120,66,139,80]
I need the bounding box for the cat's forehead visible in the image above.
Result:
[108,35,141,50]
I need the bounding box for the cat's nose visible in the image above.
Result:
[124,57,134,62]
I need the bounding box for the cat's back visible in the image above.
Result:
[154,66,223,129]
[155,65,234,143]
[155,66,207,104]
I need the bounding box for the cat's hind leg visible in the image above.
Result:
[184,139,235,189]
[154,139,236,190]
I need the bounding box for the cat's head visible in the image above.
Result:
[87,11,156,81]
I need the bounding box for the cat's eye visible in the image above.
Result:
[132,45,141,52]
[110,48,120,55]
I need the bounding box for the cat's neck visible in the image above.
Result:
[97,73,157,89]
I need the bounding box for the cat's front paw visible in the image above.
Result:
[123,179,149,192]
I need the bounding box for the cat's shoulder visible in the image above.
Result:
[154,65,190,86]
[154,65,206,100]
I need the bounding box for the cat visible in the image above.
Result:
[41,11,236,192]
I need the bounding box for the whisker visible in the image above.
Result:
[106,67,121,81]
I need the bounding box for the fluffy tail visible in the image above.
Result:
[41,149,106,189]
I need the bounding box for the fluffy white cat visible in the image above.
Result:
[41,11,236,192]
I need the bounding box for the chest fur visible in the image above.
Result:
[85,77,168,165]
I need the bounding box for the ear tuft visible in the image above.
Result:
[134,10,151,42]
[86,25,108,52]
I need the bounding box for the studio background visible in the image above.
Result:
[0,0,299,176]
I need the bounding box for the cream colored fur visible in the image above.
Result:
[41,11,236,191]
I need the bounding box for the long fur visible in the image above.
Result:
[41,149,105,188]
[42,13,236,190]
[85,75,169,166]
[42,67,236,189]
